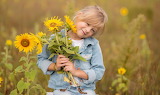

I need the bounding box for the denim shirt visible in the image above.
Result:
[37,32,105,90]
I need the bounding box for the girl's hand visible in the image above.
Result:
[64,61,77,75]
[64,61,88,79]
[56,55,69,70]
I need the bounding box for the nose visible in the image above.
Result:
[85,26,92,33]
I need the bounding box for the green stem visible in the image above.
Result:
[65,27,68,48]
[55,32,61,51]
[67,60,78,86]
[44,39,50,44]
[68,72,78,86]
[4,46,8,94]
[55,32,59,44]
[26,53,30,95]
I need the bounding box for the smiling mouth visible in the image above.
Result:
[82,29,86,35]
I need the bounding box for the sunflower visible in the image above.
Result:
[37,32,46,37]
[14,33,36,53]
[118,67,126,75]
[34,36,42,54]
[31,33,43,54]
[0,77,2,88]
[5,40,12,46]
[44,16,63,32]
[0,77,3,83]
[139,34,146,39]
[64,15,77,33]
[120,7,128,16]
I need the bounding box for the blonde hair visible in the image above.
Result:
[74,5,108,34]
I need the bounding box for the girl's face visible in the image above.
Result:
[75,20,97,39]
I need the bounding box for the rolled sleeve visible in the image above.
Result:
[37,44,55,75]
[82,69,96,84]
[38,59,54,75]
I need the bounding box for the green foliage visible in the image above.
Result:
[0,46,14,94]
[112,75,129,94]
[10,89,18,95]
[47,32,87,62]
[110,14,149,95]
[10,53,46,95]
[17,80,30,94]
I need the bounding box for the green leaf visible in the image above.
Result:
[29,55,37,60]
[57,70,64,74]
[63,47,75,54]
[119,83,126,88]
[72,46,79,53]
[117,83,126,91]
[48,53,56,59]
[9,73,15,81]
[31,84,42,89]
[10,89,18,95]
[24,82,30,89]
[60,37,66,43]
[122,86,128,92]
[25,70,37,81]
[72,54,87,62]
[4,63,13,71]
[31,84,46,93]
[19,56,27,62]
[29,70,37,81]
[17,80,25,94]
[122,76,128,81]
[15,66,23,73]
[112,79,118,87]
[24,62,34,70]
[48,40,56,48]
[117,78,122,83]
[17,80,30,94]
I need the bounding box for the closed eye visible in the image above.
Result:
[86,23,90,26]
[92,29,96,33]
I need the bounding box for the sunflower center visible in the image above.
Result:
[120,71,123,74]
[50,23,56,27]
[21,39,30,47]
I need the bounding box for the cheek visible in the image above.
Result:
[76,22,86,29]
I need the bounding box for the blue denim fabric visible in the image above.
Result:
[37,30,105,90]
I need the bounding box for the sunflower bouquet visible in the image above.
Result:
[42,16,87,86]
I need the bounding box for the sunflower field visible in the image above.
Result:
[0,0,160,95]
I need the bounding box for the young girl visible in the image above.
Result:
[37,5,108,95]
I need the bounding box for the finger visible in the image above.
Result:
[64,66,70,71]
[58,55,66,58]
[59,60,68,64]
[64,66,67,71]
[64,61,73,65]
[60,63,66,67]
[60,58,69,61]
